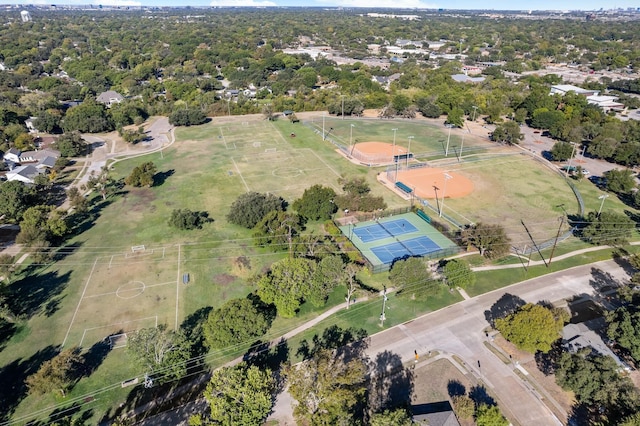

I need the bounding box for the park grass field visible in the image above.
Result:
[433,153,577,250]
[1,113,627,424]
[305,115,493,159]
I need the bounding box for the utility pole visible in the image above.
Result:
[521,220,548,267]
[598,194,609,217]
[380,287,388,327]
[548,216,565,265]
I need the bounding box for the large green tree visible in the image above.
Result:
[475,404,509,426]
[495,303,567,353]
[286,348,367,425]
[203,297,273,349]
[62,100,114,133]
[389,257,435,300]
[202,363,275,426]
[607,306,640,362]
[257,257,315,318]
[56,132,87,157]
[582,211,635,246]
[252,210,303,252]
[442,258,475,289]
[603,168,636,194]
[26,348,83,398]
[226,192,286,229]
[125,161,157,187]
[0,180,36,223]
[126,325,191,383]
[461,223,511,259]
[293,185,337,221]
[550,141,576,161]
[491,121,523,145]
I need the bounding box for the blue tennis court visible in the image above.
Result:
[353,219,417,243]
[371,236,441,264]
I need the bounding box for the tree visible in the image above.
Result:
[607,306,640,362]
[582,211,635,246]
[125,161,157,187]
[603,168,636,194]
[307,255,346,307]
[461,223,510,259]
[555,350,639,419]
[168,108,207,126]
[202,363,275,426]
[416,98,442,118]
[252,210,303,252]
[442,259,475,289]
[495,303,567,353]
[257,257,315,318]
[203,298,273,349]
[335,177,386,213]
[168,209,211,230]
[67,187,88,214]
[17,205,68,245]
[530,109,565,130]
[451,394,475,419]
[226,192,286,229]
[293,185,337,221]
[445,107,464,127]
[126,325,191,383]
[491,121,523,145]
[62,100,114,133]
[389,257,435,300]
[56,132,87,157]
[475,404,509,426]
[26,348,82,397]
[86,166,115,200]
[286,348,367,425]
[550,141,575,161]
[34,111,62,134]
[370,408,412,426]
[0,181,36,223]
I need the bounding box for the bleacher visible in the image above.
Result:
[416,209,431,224]
[395,181,412,194]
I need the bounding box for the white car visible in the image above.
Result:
[581,169,590,176]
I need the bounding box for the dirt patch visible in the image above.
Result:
[351,141,407,164]
[396,167,474,199]
[213,274,236,285]
[125,187,157,212]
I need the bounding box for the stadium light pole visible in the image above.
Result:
[459,133,465,162]
[349,124,355,155]
[322,112,326,141]
[392,128,398,162]
[406,136,414,168]
[472,105,478,122]
[566,142,577,176]
[598,194,609,217]
[440,173,452,217]
[380,287,388,327]
[341,94,346,120]
[445,126,452,156]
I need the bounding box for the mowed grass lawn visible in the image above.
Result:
[441,153,578,249]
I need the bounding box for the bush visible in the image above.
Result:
[168,209,212,230]
[168,108,207,126]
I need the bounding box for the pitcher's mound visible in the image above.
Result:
[396,168,474,199]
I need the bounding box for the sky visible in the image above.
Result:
[17,0,640,10]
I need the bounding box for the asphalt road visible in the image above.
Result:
[363,259,629,426]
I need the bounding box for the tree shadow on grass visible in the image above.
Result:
[180,306,213,360]
[80,340,111,379]
[153,169,175,187]
[447,379,466,397]
[484,293,526,327]
[0,345,59,422]
[7,269,71,318]
[367,350,414,415]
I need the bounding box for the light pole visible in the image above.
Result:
[392,128,398,162]
[322,112,326,140]
[406,136,414,167]
[440,173,452,217]
[566,142,577,176]
[380,287,388,327]
[445,126,452,156]
[349,124,355,155]
[341,94,346,120]
[598,194,609,217]
[459,133,465,162]
[471,105,478,122]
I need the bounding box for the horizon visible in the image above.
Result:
[3,1,640,12]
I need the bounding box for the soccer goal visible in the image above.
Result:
[108,332,128,349]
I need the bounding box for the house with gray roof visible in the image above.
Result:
[6,164,42,184]
[96,90,124,107]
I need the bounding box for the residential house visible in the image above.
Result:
[96,90,125,107]
[562,320,630,372]
[6,164,42,184]
[452,74,485,83]
[3,148,21,164]
[412,401,461,426]
[19,148,60,171]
